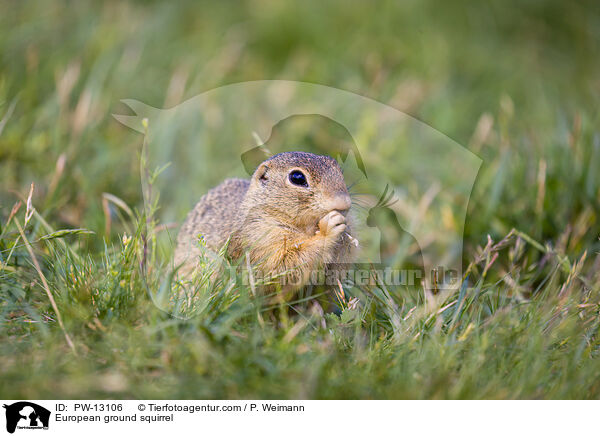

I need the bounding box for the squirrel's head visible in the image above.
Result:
[247,151,351,230]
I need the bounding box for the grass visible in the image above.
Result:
[1,0,600,399]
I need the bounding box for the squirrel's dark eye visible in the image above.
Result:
[289,170,308,187]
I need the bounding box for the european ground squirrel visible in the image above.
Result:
[174,151,355,293]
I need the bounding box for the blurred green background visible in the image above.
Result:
[1,0,599,246]
[1,0,600,399]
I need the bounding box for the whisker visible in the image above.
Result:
[351,202,369,211]
[349,194,370,201]
[375,184,389,208]
[350,198,371,207]
[383,198,399,208]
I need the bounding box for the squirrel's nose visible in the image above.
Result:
[327,192,352,213]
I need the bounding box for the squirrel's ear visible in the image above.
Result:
[254,163,269,183]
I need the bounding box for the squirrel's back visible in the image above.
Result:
[174,178,249,270]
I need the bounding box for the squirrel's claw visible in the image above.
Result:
[318,210,346,239]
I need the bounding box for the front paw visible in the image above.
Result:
[316,210,346,240]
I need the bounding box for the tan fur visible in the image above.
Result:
[174,151,354,294]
